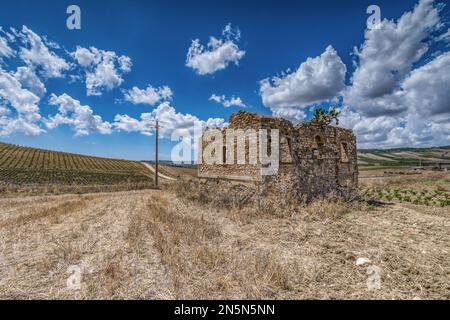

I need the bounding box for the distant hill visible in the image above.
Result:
[0,142,153,187]
[143,160,197,169]
[358,146,450,168]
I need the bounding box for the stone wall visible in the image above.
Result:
[198,111,358,202]
[291,123,358,200]
[198,111,293,181]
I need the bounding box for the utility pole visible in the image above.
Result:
[155,119,159,188]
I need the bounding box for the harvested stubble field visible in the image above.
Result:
[0,142,154,195]
[0,171,449,299]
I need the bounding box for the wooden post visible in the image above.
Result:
[155,119,159,188]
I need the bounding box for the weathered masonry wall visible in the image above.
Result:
[291,123,358,199]
[198,111,293,181]
[198,111,358,201]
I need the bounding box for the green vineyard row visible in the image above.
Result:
[0,142,153,186]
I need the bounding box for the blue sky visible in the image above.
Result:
[0,0,449,160]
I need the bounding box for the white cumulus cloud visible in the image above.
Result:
[340,52,450,148]
[186,23,245,75]
[13,66,46,97]
[344,0,441,117]
[19,26,70,79]
[0,34,14,59]
[114,102,226,138]
[209,94,248,108]
[340,0,450,148]
[402,52,450,118]
[0,68,43,136]
[272,108,306,124]
[259,45,346,117]
[72,46,132,96]
[46,93,112,136]
[123,85,173,106]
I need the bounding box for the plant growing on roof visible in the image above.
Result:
[310,107,341,126]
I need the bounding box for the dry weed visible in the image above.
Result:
[301,196,365,221]
[0,198,89,229]
[144,193,294,299]
[1,175,449,300]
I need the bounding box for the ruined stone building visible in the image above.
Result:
[198,111,358,203]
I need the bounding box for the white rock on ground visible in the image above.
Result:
[356,257,372,266]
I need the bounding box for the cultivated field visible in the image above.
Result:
[0,169,449,299]
[358,146,450,168]
[0,142,154,195]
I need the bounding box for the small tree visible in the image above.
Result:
[310,107,341,126]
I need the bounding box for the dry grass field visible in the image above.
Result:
[1,169,449,299]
